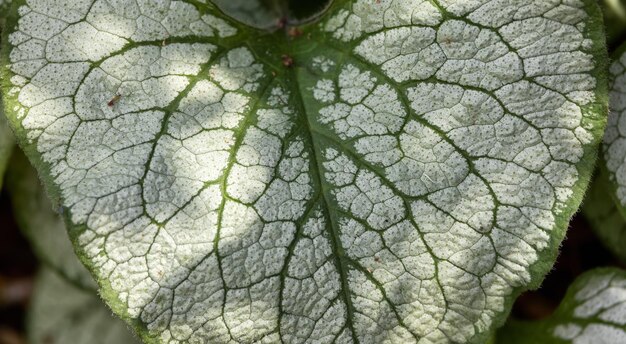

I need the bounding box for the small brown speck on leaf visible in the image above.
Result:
[287,27,303,38]
[282,55,294,68]
[277,17,287,29]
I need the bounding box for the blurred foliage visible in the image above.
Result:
[603,0,626,50]
[286,0,331,21]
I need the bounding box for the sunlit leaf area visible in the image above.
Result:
[2,0,626,343]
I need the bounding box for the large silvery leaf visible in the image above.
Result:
[7,151,96,289]
[29,268,139,344]
[497,268,626,344]
[0,0,607,343]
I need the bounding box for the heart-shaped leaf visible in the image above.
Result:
[1,0,608,343]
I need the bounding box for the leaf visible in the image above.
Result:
[8,150,135,342]
[590,41,626,265]
[497,268,626,344]
[0,0,608,343]
[29,268,139,344]
[605,0,626,21]
[212,0,332,28]
[0,0,15,189]
[7,151,96,289]
[602,0,626,48]
[582,173,626,263]
[602,43,626,218]
[211,0,279,29]
[0,0,11,15]
[0,111,13,190]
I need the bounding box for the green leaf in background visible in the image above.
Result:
[6,146,137,343]
[497,268,626,344]
[0,112,13,190]
[0,0,15,190]
[6,151,96,289]
[600,41,626,259]
[582,172,626,263]
[29,268,139,344]
[0,0,11,15]
[0,0,609,343]
[602,0,626,49]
